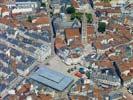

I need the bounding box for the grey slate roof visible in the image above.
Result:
[16,0,39,2]
[29,66,74,91]
[0,84,6,92]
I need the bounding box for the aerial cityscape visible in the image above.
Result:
[0,0,133,100]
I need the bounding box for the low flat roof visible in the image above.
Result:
[35,67,64,83]
[29,66,73,91]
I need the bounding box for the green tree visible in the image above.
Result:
[27,16,32,23]
[71,12,82,21]
[86,72,91,79]
[0,75,4,83]
[98,22,106,33]
[41,3,46,7]
[86,13,93,23]
[50,12,53,17]
[66,6,75,14]
[100,0,112,2]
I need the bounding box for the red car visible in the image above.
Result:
[74,71,82,78]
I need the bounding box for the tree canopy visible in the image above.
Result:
[41,3,46,7]
[71,12,82,21]
[86,72,91,79]
[66,6,76,14]
[27,16,32,23]
[100,0,112,2]
[98,22,106,33]
[86,13,93,23]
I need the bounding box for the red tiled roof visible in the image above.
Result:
[16,84,31,95]
[85,84,90,91]
[8,95,19,100]
[71,95,88,100]
[21,21,35,29]
[71,0,79,8]
[108,7,121,13]
[70,38,83,49]
[87,25,95,35]
[93,39,104,49]
[109,55,122,63]
[120,60,133,72]
[33,16,49,25]
[96,7,121,14]
[55,37,66,49]
[95,60,113,68]
[93,86,102,100]
[37,94,52,100]
[11,13,22,18]
[76,84,82,92]
[0,17,20,28]
[65,28,80,39]
[0,0,7,3]
[78,95,88,100]
[0,5,9,13]
[95,2,111,7]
